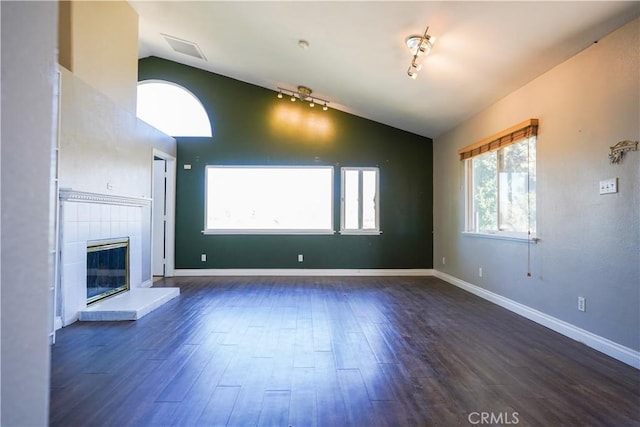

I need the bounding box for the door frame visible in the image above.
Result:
[152,149,176,277]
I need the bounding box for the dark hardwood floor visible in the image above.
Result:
[50,276,640,426]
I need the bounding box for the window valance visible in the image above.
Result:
[458,119,538,160]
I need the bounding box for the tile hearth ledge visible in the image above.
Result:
[79,288,180,321]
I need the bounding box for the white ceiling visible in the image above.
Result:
[130,1,639,139]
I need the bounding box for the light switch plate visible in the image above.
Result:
[599,178,617,194]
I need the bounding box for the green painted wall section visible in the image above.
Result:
[139,57,433,269]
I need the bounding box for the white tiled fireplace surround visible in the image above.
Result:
[59,190,178,326]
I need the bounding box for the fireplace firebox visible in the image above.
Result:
[86,237,130,304]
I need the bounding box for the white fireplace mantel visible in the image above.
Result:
[57,189,151,326]
[59,188,151,207]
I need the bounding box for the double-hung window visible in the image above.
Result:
[460,119,537,240]
[340,167,380,234]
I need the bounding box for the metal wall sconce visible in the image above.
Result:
[609,140,638,164]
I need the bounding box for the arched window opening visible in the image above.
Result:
[137,80,212,137]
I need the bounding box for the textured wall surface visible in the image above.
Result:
[1,2,57,424]
[434,18,639,351]
[59,0,139,112]
[139,57,434,270]
[59,67,175,286]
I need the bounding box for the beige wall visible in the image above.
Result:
[58,0,138,112]
[1,2,58,424]
[434,18,639,352]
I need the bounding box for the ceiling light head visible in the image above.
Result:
[406,34,434,56]
[290,95,296,102]
[322,102,328,111]
[309,100,315,107]
[277,91,283,99]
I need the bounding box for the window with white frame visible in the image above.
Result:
[461,120,537,239]
[137,80,212,137]
[340,167,380,234]
[204,166,333,234]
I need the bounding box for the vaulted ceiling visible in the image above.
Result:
[130,1,639,139]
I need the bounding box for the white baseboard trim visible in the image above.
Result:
[140,279,153,288]
[434,270,640,369]
[174,268,434,277]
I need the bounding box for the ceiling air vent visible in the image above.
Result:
[162,34,206,61]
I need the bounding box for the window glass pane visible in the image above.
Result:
[528,137,537,233]
[137,81,212,137]
[499,140,526,232]
[466,131,536,237]
[344,170,359,229]
[499,138,536,233]
[362,170,377,229]
[206,167,332,232]
[472,151,498,232]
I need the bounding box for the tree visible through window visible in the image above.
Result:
[136,80,212,137]
[467,136,536,236]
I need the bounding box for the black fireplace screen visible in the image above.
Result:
[87,238,129,304]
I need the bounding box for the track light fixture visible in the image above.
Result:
[276,85,330,110]
[406,26,435,79]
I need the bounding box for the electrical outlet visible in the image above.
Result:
[479,267,483,277]
[578,297,586,312]
[298,254,303,262]
[201,254,207,262]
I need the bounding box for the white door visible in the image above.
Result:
[152,159,166,276]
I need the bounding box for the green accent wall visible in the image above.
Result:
[139,57,433,269]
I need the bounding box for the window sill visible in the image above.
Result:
[462,231,538,244]
[202,229,336,235]
[339,230,382,236]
